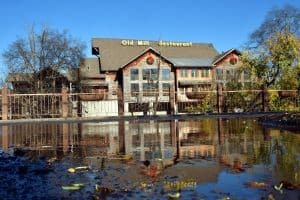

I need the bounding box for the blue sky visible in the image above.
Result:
[0,0,300,76]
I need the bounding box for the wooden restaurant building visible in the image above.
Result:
[79,38,248,116]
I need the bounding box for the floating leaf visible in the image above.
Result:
[267,194,276,200]
[68,168,76,173]
[47,157,57,164]
[95,184,100,190]
[75,166,89,170]
[245,181,268,188]
[67,166,90,173]
[274,183,283,194]
[62,186,80,191]
[274,183,283,190]
[95,184,114,193]
[168,192,181,198]
[72,183,84,187]
[220,197,230,200]
[140,182,147,188]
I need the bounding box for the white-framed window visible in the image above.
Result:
[142,69,158,81]
[131,83,139,96]
[162,83,170,96]
[130,69,139,81]
[162,69,170,80]
[180,69,188,77]
[201,69,209,78]
[143,83,158,96]
[191,69,199,77]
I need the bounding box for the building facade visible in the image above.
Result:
[79,38,248,115]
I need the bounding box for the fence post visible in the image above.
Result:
[61,87,68,118]
[170,120,176,147]
[217,83,223,113]
[2,126,8,151]
[62,123,69,153]
[169,85,175,115]
[217,118,224,145]
[118,121,125,153]
[261,84,268,112]
[2,87,8,120]
[117,86,124,116]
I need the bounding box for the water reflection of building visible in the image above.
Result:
[127,121,174,161]
[79,122,118,156]
[0,118,267,168]
[0,123,79,152]
[2,119,298,188]
[178,120,218,159]
[1,118,275,185]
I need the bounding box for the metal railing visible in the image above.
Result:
[8,93,62,119]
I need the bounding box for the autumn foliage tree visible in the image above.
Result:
[241,31,300,89]
[241,4,300,90]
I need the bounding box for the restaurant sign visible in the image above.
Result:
[121,40,192,47]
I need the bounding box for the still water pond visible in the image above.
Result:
[0,118,299,199]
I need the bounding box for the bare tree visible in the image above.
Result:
[3,25,85,93]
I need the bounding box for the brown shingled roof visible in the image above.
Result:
[79,58,103,78]
[92,38,219,71]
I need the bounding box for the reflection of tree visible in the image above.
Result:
[272,132,300,185]
[217,118,273,167]
[247,128,300,185]
[215,118,300,185]
[253,141,272,165]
